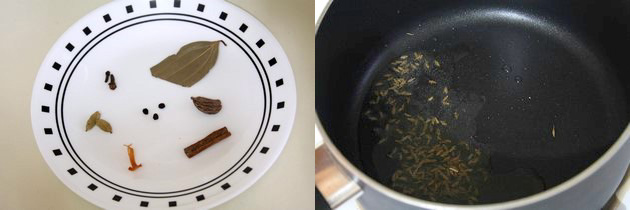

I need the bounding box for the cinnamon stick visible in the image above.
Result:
[184,127,231,158]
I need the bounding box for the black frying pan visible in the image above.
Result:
[316,0,630,204]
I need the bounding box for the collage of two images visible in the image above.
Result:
[3,0,630,209]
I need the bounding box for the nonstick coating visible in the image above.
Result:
[316,0,630,204]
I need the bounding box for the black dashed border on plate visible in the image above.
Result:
[239,24,248,32]
[41,105,50,113]
[65,43,74,52]
[83,27,92,35]
[44,83,53,91]
[243,166,252,174]
[53,149,62,156]
[88,183,98,191]
[256,39,265,48]
[268,57,277,66]
[275,79,284,87]
[68,168,77,175]
[103,14,112,22]
[39,0,290,206]
[52,62,62,70]
[195,194,205,201]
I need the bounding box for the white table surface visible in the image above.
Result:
[0,0,314,209]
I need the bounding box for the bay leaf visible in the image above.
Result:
[150,40,224,87]
[96,119,113,133]
[86,111,101,131]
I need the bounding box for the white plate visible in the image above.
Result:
[30,0,296,209]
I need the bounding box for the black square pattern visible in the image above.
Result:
[44,128,53,135]
[112,195,122,202]
[52,62,61,70]
[126,5,134,13]
[44,83,53,91]
[243,167,252,174]
[221,183,231,190]
[67,168,77,175]
[174,0,181,8]
[53,149,62,156]
[219,12,227,20]
[271,125,280,132]
[277,102,285,109]
[140,201,149,207]
[268,58,277,66]
[65,43,74,52]
[197,4,205,12]
[150,0,156,8]
[103,14,111,22]
[260,147,269,154]
[169,201,177,207]
[275,79,284,87]
[239,24,248,32]
[83,27,91,35]
[256,39,265,48]
[88,184,97,191]
[41,105,49,113]
[196,194,205,201]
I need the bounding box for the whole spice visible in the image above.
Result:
[184,127,231,158]
[124,144,142,171]
[150,40,226,87]
[108,74,117,90]
[153,113,159,120]
[142,108,149,115]
[105,71,110,83]
[158,103,165,109]
[86,111,101,131]
[191,96,222,114]
[96,119,113,133]
[362,51,488,204]
[85,111,113,133]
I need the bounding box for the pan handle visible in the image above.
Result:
[315,124,363,209]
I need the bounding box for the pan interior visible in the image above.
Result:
[357,8,628,204]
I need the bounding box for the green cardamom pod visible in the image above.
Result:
[86,111,101,131]
[96,119,112,133]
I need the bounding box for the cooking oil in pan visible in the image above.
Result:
[361,51,492,204]
[361,48,551,204]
